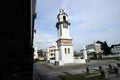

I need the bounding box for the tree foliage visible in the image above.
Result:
[74,51,81,57]
[96,41,111,55]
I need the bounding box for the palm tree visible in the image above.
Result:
[96,41,111,55]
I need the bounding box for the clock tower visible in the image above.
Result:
[56,9,74,64]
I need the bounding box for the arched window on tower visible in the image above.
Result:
[65,48,67,54]
[63,16,66,21]
[68,48,70,54]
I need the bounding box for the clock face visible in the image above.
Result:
[63,23,68,28]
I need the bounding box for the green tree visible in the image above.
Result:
[74,51,80,57]
[92,52,97,59]
[96,41,111,55]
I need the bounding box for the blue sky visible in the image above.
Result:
[33,0,120,52]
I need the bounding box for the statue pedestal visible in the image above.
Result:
[55,61,59,66]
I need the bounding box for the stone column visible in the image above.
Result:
[55,44,59,66]
[83,45,87,59]
[46,48,50,63]
[83,45,88,63]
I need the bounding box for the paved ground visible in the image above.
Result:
[33,60,120,80]
[106,74,120,80]
[33,63,50,80]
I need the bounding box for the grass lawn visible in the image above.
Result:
[34,58,46,62]
[59,71,107,80]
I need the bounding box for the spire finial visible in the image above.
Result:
[60,9,64,13]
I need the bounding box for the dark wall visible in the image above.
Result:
[1,0,33,80]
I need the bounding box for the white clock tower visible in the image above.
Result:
[56,9,74,65]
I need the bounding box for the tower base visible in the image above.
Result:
[54,61,64,66]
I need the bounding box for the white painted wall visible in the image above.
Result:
[111,46,120,54]
[59,60,64,65]
[61,25,71,39]
[59,46,74,63]
[55,45,59,61]
[58,24,71,39]
[50,60,55,63]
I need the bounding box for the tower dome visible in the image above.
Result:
[57,9,69,22]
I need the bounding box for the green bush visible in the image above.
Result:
[34,58,40,62]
